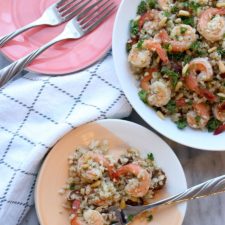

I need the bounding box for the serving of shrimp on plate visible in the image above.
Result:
[127,0,225,135]
[60,139,166,225]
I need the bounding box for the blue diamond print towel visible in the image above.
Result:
[0,52,132,225]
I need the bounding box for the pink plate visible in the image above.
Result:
[0,0,119,75]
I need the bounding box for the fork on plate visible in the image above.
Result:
[110,174,225,225]
[0,0,116,88]
[0,0,91,47]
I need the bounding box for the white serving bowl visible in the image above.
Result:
[112,0,225,151]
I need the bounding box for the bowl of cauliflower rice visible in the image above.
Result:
[113,0,225,150]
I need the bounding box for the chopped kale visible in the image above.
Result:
[137,39,144,49]
[206,118,222,132]
[217,47,225,57]
[127,215,134,222]
[180,17,194,26]
[147,214,153,222]
[180,27,187,34]
[126,42,132,52]
[163,11,171,17]
[166,100,177,114]
[171,5,179,13]
[176,118,187,129]
[161,66,180,87]
[147,153,154,161]
[137,1,148,15]
[69,183,75,190]
[138,90,148,103]
[130,20,139,37]
[147,0,156,9]
[190,41,207,57]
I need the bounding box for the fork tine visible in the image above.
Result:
[56,0,68,8]
[76,0,105,21]
[82,3,116,34]
[79,1,113,26]
[58,0,79,12]
[63,0,92,21]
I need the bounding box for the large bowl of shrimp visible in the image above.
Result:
[113,0,225,150]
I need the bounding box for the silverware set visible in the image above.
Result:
[0,0,116,87]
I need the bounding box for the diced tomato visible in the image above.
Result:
[176,98,186,107]
[214,124,225,135]
[198,88,217,102]
[140,68,158,91]
[218,102,225,111]
[71,200,80,214]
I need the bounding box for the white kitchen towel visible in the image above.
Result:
[0,52,132,225]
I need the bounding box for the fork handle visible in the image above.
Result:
[0,19,44,48]
[124,175,225,216]
[0,34,66,87]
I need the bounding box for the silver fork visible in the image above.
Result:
[0,0,92,47]
[110,175,225,225]
[0,0,116,88]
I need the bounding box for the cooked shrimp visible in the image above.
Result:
[71,210,104,225]
[188,58,213,82]
[187,102,210,129]
[185,58,217,101]
[197,8,225,42]
[139,10,162,33]
[158,0,172,11]
[128,44,152,68]
[77,152,111,182]
[213,102,225,122]
[147,81,171,107]
[158,25,197,52]
[71,217,86,225]
[116,164,151,198]
[83,210,105,225]
[143,40,169,63]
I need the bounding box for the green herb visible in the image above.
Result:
[206,118,222,132]
[184,55,192,64]
[137,1,148,15]
[147,0,156,9]
[127,215,134,222]
[147,153,154,161]
[180,27,187,34]
[130,20,139,37]
[195,115,201,124]
[190,41,207,57]
[69,183,75,190]
[147,214,153,222]
[217,47,225,57]
[180,17,194,26]
[138,90,148,103]
[189,1,201,12]
[126,42,132,52]
[176,118,187,129]
[166,100,177,114]
[137,39,144,49]
[163,11,171,17]
[161,67,180,87]
[163,43,172,52]
[171,5,179,13]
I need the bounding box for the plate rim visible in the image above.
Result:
[34,118,187,225]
